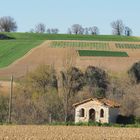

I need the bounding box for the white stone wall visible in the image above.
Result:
[75,100,109,123]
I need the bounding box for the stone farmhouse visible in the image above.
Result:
[73,98,120,124]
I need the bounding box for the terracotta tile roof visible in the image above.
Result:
[73,98,120,108]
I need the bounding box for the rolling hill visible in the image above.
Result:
[0,33,140,79]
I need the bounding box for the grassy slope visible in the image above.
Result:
[45,34,140,42]
[0,32,140,68]
[0,33,48,68]
[5,33,140,42]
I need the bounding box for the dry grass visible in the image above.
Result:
[0,126,139,140]
[0,81,16,96]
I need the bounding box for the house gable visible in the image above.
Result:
[73,98,120,108]
[75,100,109,109]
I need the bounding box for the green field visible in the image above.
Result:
[4,33,140,42]
[46,34,140,42]
[78,50,128,57]
[0,33,48,68]
[116,43,140,49]
[50,41,109,49]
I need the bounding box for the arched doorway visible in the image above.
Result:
[89,109,96,122]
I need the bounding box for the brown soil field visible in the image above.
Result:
[0,40,140,79]
[0,126,139,140]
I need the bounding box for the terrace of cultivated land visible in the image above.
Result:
[0,33,140,79]
[0,33,140,68]
[78,50,128,57]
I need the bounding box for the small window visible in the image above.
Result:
[79,108,85,117]
[100,109,104,118]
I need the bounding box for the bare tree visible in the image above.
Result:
[51,28,59,34]
[35,23,46,33]
[60,48,85,122]
[46,28,59,34]
[12,64,62,124]
[125,26,132,36]
[0,16,17,32]
[79,27,84,35]
[85,66,108,98]
[67,28,72,34]
[84,27,89,35]
[60,67,85,122]
[26,64,58,93]
[111,20,124,35]
[46,28,51,34]
[71,24,83,35]
[89,26,99,35]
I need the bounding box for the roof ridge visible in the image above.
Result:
[73,97,120,108]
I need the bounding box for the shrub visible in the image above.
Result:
[0,34,14,40]
[128,61,140,83]
[135,117,140,124]
[85,66,109,98]
[0,95,9,123]
[116,115,135,125]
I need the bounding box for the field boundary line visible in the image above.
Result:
[49,40,140,44]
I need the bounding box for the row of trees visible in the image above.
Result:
[67,20,132,36]
[67,25,99,35]
[0,16,59,34]
[0,16,133,36]
[111,20,132,36]
[31,20,132,36]
[0,60,140,124]
[29,20,132,36]
[30,23,59,34]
